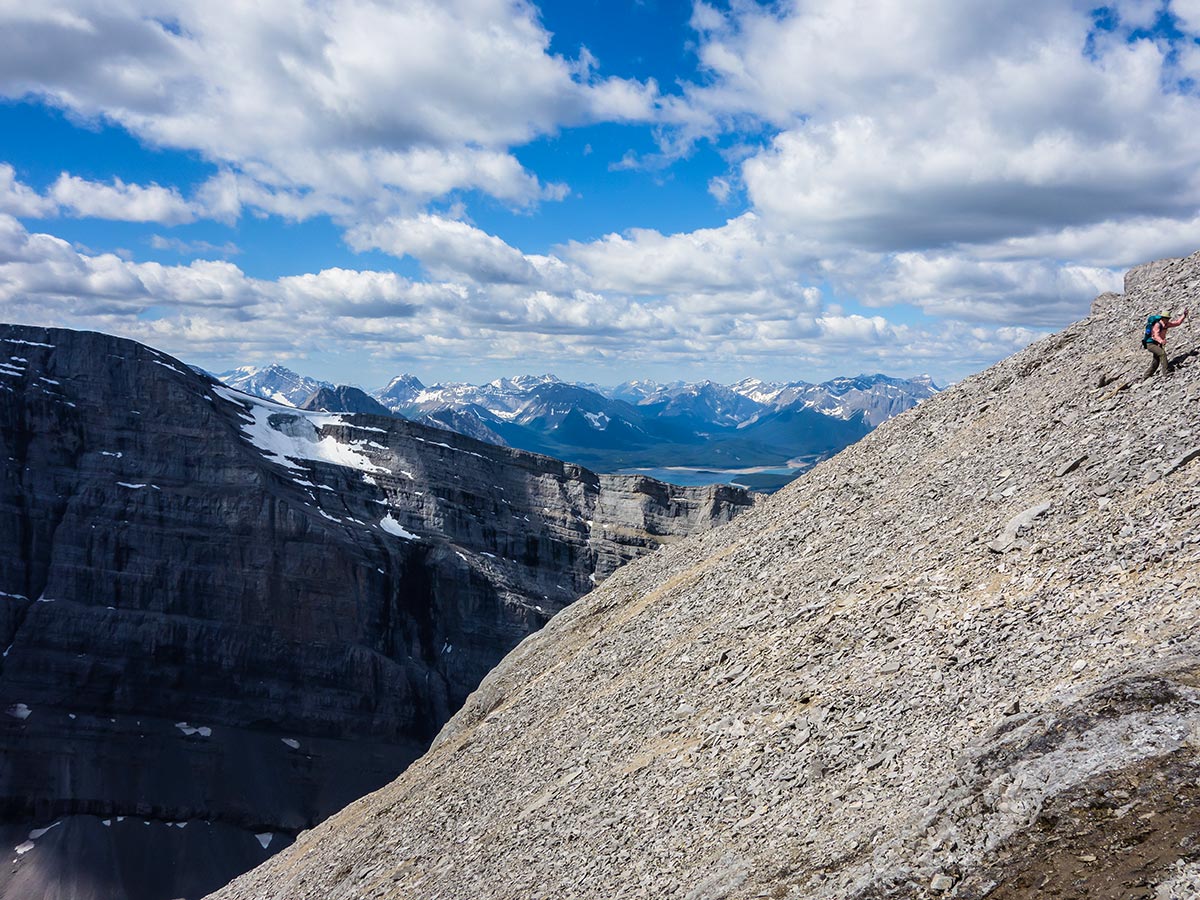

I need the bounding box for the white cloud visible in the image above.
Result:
[0,0,661,215]
[561,213,808,295]
[876,253,1122,325]
[0,165,56,218]
[1173,0,1200,31]
[0,162,212,225]
[0,213,1034,383]
[581,0,1200,346]
[50,173,197,224]
[348,214,541,284]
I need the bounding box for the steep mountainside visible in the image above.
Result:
[214,252,1200,900]
[0,325,754,900]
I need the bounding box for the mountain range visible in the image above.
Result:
[211,253,1200,900]
[220,367,940,491]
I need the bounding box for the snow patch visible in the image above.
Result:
[151,359,187,376]
[117,482,147,489]
[413,436,484,459]
[214,386,388,475]
[5,703,31,720]
[380,516,419,540]
[29,823,60,840]
[2,338,53,348]
[281,738,301,750]
[255,832,274,849]
[0,591,27,600]
[14,841,34,855]
[175,722,212,737]
[583,411,610,430]
[101,451,123,458]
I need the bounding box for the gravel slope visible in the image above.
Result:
[210,253,1200,900]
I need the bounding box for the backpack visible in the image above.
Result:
[1143,314,1167,347]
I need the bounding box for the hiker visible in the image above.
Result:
[1143,307,1189,378]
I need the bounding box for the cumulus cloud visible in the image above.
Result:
[876,254,1122,325]
[1174,0,1200,32]
[0,165,56,217]
[49,173,197,224]
[1,213,1031,381]
[555,0,1197,347]
[348,215,542,284]
[3,0,1192,383]
[680,1,1200,254]
[0,0,660,215]
[1,163,211,225]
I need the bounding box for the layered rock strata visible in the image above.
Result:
[0,323,754,900]
[214,251,1200,900]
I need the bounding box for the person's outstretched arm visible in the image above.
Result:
[1168,307,1189,327]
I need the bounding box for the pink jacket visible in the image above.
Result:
[1150,309,1189,346]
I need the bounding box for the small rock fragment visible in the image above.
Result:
[1163,447,1200,478]
[930,873,955,893]
[1056,455,1087,477]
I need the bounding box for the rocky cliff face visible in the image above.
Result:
[212,251,1200,900]
[0,324,755,900]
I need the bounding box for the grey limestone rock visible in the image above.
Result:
[0,323,754,900]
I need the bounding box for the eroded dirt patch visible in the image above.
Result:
[960,749,1200,899]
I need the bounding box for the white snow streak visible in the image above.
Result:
[379,515,419,540]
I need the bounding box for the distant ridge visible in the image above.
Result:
[226,367,938,484]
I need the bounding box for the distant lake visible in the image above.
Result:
[614,462,813,488]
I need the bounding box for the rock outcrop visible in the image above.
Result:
[0,324,755,900]
[212,251,1200,900]
[299,384,394,416]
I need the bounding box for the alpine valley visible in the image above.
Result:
[220,367,940,492]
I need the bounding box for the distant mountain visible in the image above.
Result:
[218,364,330,407]
[299,385,393,416]
[734,373,941,427]
[634,380,765,430]
[224,366,939,489]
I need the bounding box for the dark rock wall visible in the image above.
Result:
[0,323,755,900]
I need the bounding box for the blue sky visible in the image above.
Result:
[2,1,1200,389]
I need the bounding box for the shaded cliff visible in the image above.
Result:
[212,252,1200,900]
[0,323,755,900]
